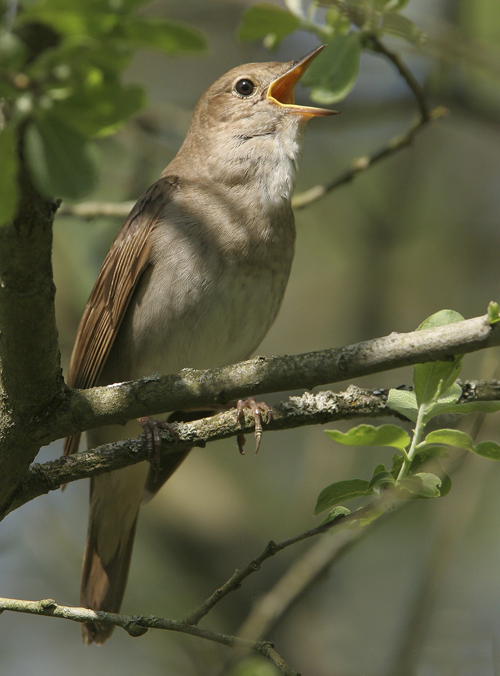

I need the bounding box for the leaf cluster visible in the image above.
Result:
[316,309,500,524]
[0,0,206,219]
[238,0,426,104]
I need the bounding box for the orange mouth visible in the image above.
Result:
[267,45,339,118]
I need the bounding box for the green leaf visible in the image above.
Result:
[387,388,418,422]
[381,13,427,46]
[438,470,452,496]
[416,309,465,332]
[124,16,207,54]
[51,81,145,137]
[474,441,500,460]
[369,471,396,490]
[0,125,19,225]
[314,479,372,514]
[424,429,474,452]
[421,430,500,462]
[25,115,99,199]
[319,505,351,526]
[488,301,500,324]
[326,424,410,450]
[238,4,300,48]
[301,32,362,104]
[413,310,465,408]
[424,400,500,419]
[399,472,441,499]
[390,452,404,477]
[0,29,27,72]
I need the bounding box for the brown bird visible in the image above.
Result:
[64,46,336,644]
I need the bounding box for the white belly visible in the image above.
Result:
[103,214,294,383]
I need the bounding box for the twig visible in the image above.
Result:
[0,506,388,674]
[0,597,298,675]
[184,499,384,626]
[368,34,430,120]
[236,512,389,642]
[292,106,447,208]
[56,200,135,219]
[292,32,442,210]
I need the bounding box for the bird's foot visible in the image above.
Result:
[138,417,177,474]
[236,398,273,454]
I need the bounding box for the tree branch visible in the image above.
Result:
[0,597,298,675]
[0,500,387,673]
[35,312,500,447]
[5,378,500,518]
[57,200,135,219]
[0,133,64,510]
[292,31,440,209]
[292,106,447,208]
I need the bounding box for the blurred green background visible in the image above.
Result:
[4,0,500,674]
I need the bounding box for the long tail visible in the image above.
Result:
[80,462,148,645]
[80,420,192,645]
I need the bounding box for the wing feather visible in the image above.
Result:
[64,177,178,456]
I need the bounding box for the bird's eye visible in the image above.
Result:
[235,79,255,97]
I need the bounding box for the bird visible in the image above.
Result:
[64,45,336,644]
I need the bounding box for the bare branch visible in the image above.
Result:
[292,106,447,209]
[39,313,500,447]
[56,200,135,219]
[293,31,441,209]
[0,597,298,675]
[7,377,500,517]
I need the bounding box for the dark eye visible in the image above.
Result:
[235,79,255,97]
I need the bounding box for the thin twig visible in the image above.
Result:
[56,200,135,219]
[292,106,447,209]
[236,513,389,642]
[292,30,441,209]
[0,597,298,675]
[368,34,430,120]
[0,507,388,674]
[184,498,389,626]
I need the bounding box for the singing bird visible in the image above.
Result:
[64,46,336,644]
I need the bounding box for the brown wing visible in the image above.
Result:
[64,176,178,456]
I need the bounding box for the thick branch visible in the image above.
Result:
[6,379,499,517]
[37,313,500,446]
[0,135,63,508]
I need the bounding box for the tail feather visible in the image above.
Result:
[80,514,139,645]
[79,451,149,645]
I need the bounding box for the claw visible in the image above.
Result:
[236,398,273,453]
[138,417,177,476]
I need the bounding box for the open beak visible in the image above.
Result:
[267,45,339,118]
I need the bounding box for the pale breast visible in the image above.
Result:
[102,188,295,384]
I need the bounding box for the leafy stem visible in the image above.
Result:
[396,403,426,482]
[315,307,500,517]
